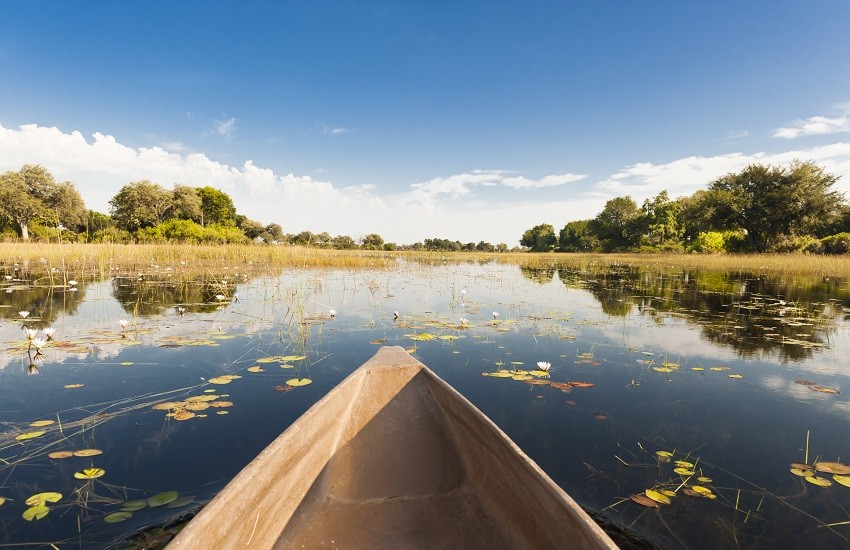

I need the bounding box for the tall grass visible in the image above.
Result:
[1,243,849,278]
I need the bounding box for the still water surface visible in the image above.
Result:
[1,260,849,548]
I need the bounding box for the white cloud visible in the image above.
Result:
[502,173,586,189]
[774,109,850,139]
[409,170,586,200]
[598,142,850,200]
[723,130,749,141]
[212,117,236,138]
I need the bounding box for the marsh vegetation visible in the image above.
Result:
[1,245,849,548]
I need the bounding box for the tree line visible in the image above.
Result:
[521,161,850,254]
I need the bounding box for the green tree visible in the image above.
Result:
[361,233,385,250]
[0,165,87,240]
[708,162,843,252]
[235,215,266,240]
[332,234,358,249]
[520,223,557,252]
[639,191,682,247]
[588,196,640,251]
[170,184,202,222]
[197,186,236,227]
[109,180,174,231]
[265,223,284,241]
[558,220,599,252]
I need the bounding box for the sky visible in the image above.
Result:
[1,1,850,245]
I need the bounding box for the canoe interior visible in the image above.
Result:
[169,347,616,549]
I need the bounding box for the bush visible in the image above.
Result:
[690,231,725,253]
[820,233,850,254]
[773,234,823,253]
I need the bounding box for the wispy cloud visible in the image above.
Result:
[323,125,351,135]
[409,170,586,200]
[722,130,749,141]
[774,108,850,139]
[212,117,236,138]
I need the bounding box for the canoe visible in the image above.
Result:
[169,346,617,549]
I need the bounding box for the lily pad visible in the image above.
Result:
[167,496,196,508]
[208,377,232,385]
[73,449,103,457]
[121,500,147,512]
[805,476,833,487]
[74,468,106,479]
[246,366,264,373]
[644,489,671,505]
[23,505,50,521]
[49,451,74,459]
[30,420,55,427]
[286,378,312,387]
[815,462,850,475]
[26,492,62,506]
[15,431,46,441]
[629,494,659,508]
[148,491,179,507]
[105,511,133,523]
[790,467,815,477]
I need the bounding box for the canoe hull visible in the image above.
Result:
[169,346,616,549]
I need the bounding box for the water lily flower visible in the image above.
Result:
[68,280,78,286]
[493,312,500,319]
[537,361,551,372]
[328,309,337,318]
[23,326,38,340]
[461,288,467,295]
[118,319,129,329]
[215,294,226,301]
[32,337,47,351]
[42,327,55,340]
[459,317,468,326]
[19,311,30,319]
[177,306,186,316]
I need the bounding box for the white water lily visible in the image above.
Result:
[459,317,469,325]
[493,312,500,319]
[31,337,47,350]
[19,311,30,319]
[118,319,129,328]
[215,294,226,301]
[68,280,78,286]
[537,361,552,372]
[23,327,38,340]
[177,306,186,315]
[328,309,337,318]
[42,327,55,340]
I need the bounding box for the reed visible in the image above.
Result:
[1,243,849,278]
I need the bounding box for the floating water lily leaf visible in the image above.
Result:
[246,366,264,373]
[790,463,814,471]
[172,411,196,421]
[653,367,673,373]
[805,476,833,487]
[691,367,705,371]
[529,370,550,377]
[220,375,242,380]
[167,496,195,508]
[524,379,551,386]
[120,361,134,366]
[153,401,186,410]
[674,468,696,476]
[549,382,573,391]
[729,374,743,379]
[790,468,815,477]
[510,361,525,365]
[30,420,54,427]
[691,485,712,495]
[16,431,46,441]
[407,333,436,341]
[73,449,103,457]
[656,451,674,458]
[809,386,840,394]
[644,489,671,505]
[660,489,677,497]
[105,511,132,523]
[49,451,74,459]
[286,378,312,387]
[185,402,210,411]
[511,374,532,381]
[0,497,5,506]
[256,356,285,363]
[22,505,50,521]
[121,500,147,512]
[209,401,233,408]
[697,476,713,483]
[486,372,513,378]
[629,494,659,508]
[148,491,179,507]
[26,492,62,506]
[833,475,850,488]
[64,384,84,388]
[815,462,850,474]
[74,468,106,479]
[279,355,307,361]
[709,367,730,371]
[208,377,232,385]
[675,460,694,468]
[568,381,594,388]
[186,395,218,402]
[661,362,680,368]
[369,339,387,344]
[438,335,459,341]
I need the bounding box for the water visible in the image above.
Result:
[1,261,849,548]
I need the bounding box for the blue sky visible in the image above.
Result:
[2,1,850,244]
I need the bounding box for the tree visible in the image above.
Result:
[170,184,202,222]
[708,162,843,251]
[0,165,86,240]
[361,233,385,250]
[197,186,236,227]
[235,215,266,240]
[639,191,681,247]
[332,234,358,249]
[109,180,174,231]
[520,224,557,251]
[265,223,284,241]
[588,196,640,250]
[558,220,599,252]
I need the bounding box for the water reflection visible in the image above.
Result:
[0,261,848,549]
